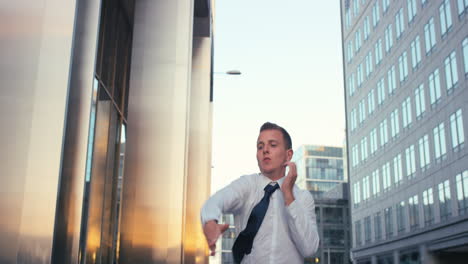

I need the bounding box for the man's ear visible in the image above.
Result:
[287,149,293,161]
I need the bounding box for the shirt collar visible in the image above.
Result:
[259,173,285,189]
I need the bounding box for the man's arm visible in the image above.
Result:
[200,175,251,256]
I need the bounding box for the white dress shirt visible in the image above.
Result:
[201,173,319,264]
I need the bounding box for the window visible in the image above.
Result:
[370,128,378,154]
[364,216,372,243]
[364,16,371,41]
[357,63,364,88]
[368,89,376,115]
[423,188,434,225]
[450,109,465,149]
[382,0,390,13]
[408,0,417,23]
[353,181,361,205]
[410,35,422,70]
[384,207,393,238]
[361,137,368,161]
[402,97,413,128]
[409,195,420,230]
[405,144,416,177]
[352,144,360,167]
[387,65,396,95]
[355,220,362,246]
[354,0,360,17]
[359,99,366,124]
[385,24,393,53]
[418,134,430,170]
[433,122,447,161]
[363,175,370,201]
[365,52,373,78]
[348,73,356,96]
[346,10,351,29]
[350,108,357,131]
[382,162,391,191]
[375,39,383,66]
[380,119,389,147]
[373,2,380,27]
[390,108,400,139]
[445,51,459,92]
[396,201,406,233]
[463,38,468,76]
[428,68,441,106]
[355,29,362,53]
[372,169,380,196]
[377,78,386,105]
[424,18,437,54]
[440,0,453,37]
[414,84,426,119]
[438,180,452,220]
[456,170,468,215]
[398,51,409,83]
[395,8,405,39]
[347,41,354,63]
[394,154,403,185]
[458,0,468,15]
[374,212,382,241]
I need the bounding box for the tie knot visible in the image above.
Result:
[264,182,279,195]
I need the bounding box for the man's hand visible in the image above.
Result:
[203,220,229,256]
[282,161,297,206]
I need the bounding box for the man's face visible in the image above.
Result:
[256,129,292,176]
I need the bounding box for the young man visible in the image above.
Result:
[201,122,319,263]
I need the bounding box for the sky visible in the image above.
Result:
[211,0,346,192]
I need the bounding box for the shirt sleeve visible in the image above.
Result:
[285,188,320,257]
[200,175,252,226]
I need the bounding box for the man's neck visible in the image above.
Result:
[263,170,285,181]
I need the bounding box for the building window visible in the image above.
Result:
[433,122,447,161]
[357,63,364,88]
[354,181,362,206]
[410,35,422,70]
[414,84,426,119]
[419,134,430,170]
[355,29,362,53]
[352,144,359,168]
[463,38,468,77]
[380,119,389,147]
[354,0,360,17]
[370,128,378,155]
[348,73,356,97]
[445,51,459,93]
[387,65,396,95]
[372,169,381,196]
[409,195,419,230]
[405,144,416,178]
[438,180,452,220]
[373,2,381,27]
[390,108,400,139]
[428,68,441,106]
[350,108,357,132]
[374,212,382,241]
[359,99,366,125]
[384,207,393,238]
[347,41,354,63]
[385,24,393,53]
[396,201,406,233]
[363,175,370,201]
[456,170,468,215]
[346,10,351,30]
[364,16,371,41]
[439,0,453,37]
[355,220,362,246]
[398,51,409,83]
[395,8,405,39]
[377,78,386,105]
[423,188,435,225]
[375,39,383,66]
[394,154,403,185]
[408,0,417,23]
[458,0,468,15]
[382,0,390,13]
[365,52,373,78]
[424,17,437,55]
[368,89,376,115]
[364,216,372,243]
[361,137,368,162]
[450,109,465,150]
[382,162,391,191]
[402,97,413,128]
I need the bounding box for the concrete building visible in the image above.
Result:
[0,0,214,263]
[340,0,468,263]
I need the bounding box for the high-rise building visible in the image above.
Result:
[341,0,468,263]
[0,1,214,263]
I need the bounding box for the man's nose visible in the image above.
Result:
[263,145,270,153]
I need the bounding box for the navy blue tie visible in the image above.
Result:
[232,182,280,263]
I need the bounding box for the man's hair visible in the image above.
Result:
[259,122,292,150]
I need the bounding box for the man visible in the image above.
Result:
[201,122,319,263]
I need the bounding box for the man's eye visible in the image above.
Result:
[257,146,263,150]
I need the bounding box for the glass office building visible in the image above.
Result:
[341,0,468,263]
[0,0,215,263]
